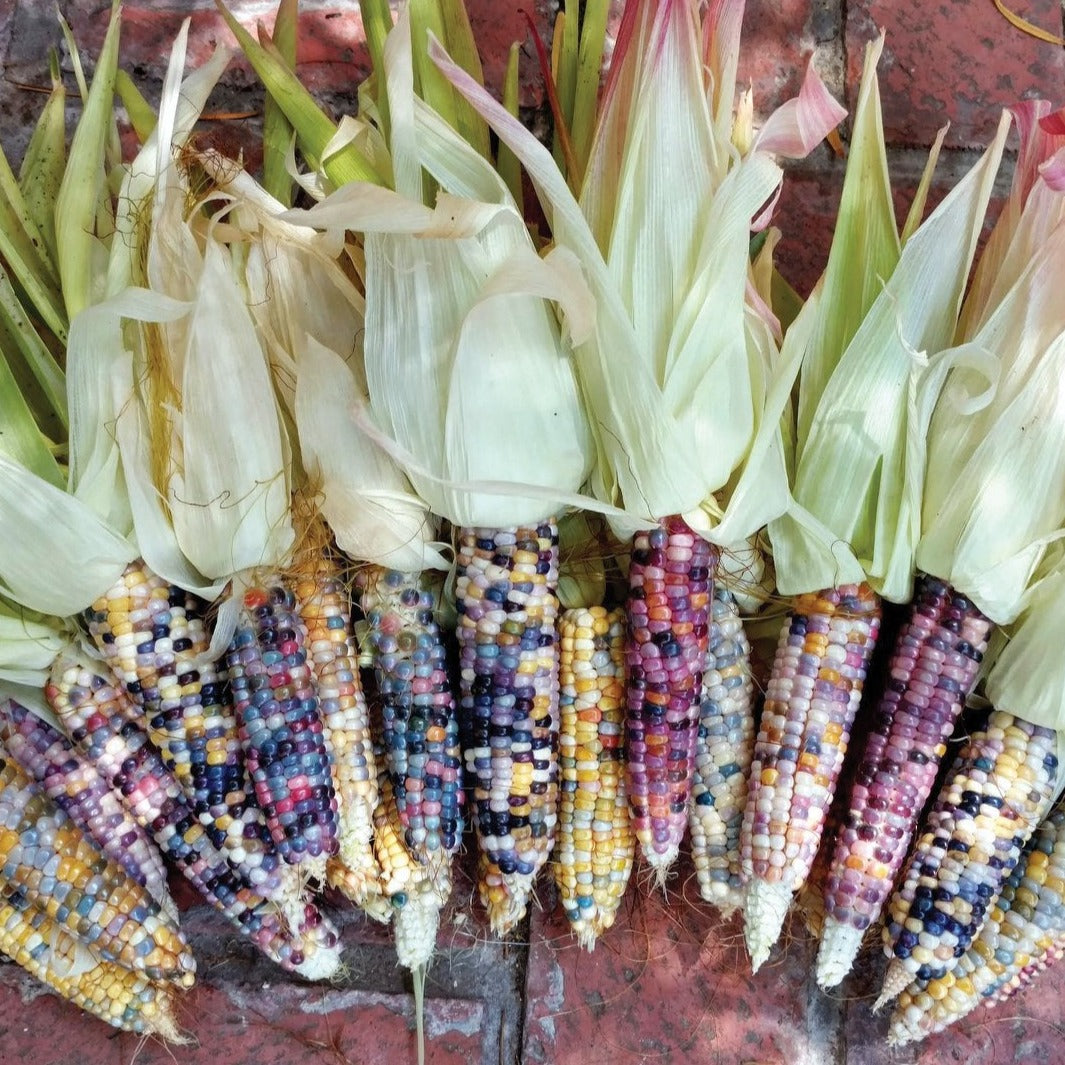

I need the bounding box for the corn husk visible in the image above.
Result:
[75,29,295,592]
[959,102,1065,340]
[767,105,1010,602]
[916,200,1065,624]
[985,550,1065,730]
[283,9,594,529]
[428,2,842,545]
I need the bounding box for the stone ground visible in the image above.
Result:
[1,1,1065,1062]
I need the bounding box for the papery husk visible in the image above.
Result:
[916,222,1065,624]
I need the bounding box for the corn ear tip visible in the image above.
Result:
[815,919,865,989]
[744,879,792,974]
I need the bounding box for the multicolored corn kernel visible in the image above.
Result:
[689,588,756,915]
[457,521,561,934]
[293,550,380,904]
[741,583,881,972]
[45,656,341,979]
[625,517,714,878]
[552,606,633,950]
[0,700,175,920]
[357,567,462,862]
[877,711,1060,1008]
[0,891,183,1040]
[817,577,992,987]
[372,775,451,972]
[888,804,1065,1045]
[0,754,195,987]
[227,583,340,875]
[84,564,288,900]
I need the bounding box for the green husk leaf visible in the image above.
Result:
[498,43,524,208]
[0,338,62,487]
[769,111,1010,601]
[262,0,298,207]
[409,0,458,140]
[553,6,579,169]
[0,267,67,431]
[214,0,384,188]
[0,454,133,617]
[358,0,394,139]
[55,1,121,322]
[57,12,89,101]
[795,34,900,453]
[114,69,158,144]
[0,144,66,343]
[18,51,66,265]
[436,0,490,156]
[771,268,804,336]
[570,0,610,185]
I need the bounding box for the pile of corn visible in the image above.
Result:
[0,0,1064,1052]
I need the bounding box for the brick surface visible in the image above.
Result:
[523,857,843,1065]
[846,0,1065,149]
[741,0,843,117]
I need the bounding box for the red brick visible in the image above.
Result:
[773,155,845,297]
[845,0,1065,149]
[522,862,841,1065]
[739,0,828,118]
[0,969,485,1065]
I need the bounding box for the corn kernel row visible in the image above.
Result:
[0,890,182,1039]
[358,567,462,860]
[371,773,451,972]
[45,656,341,979]
[888,803,1065,1044]
[689,587,756,915]
[624,518,713,879]
[0,754,194,986]
[741,583,881,971]
[0,701,175,920]
[457,522,561,935]
[878,711,1061,1006]
[84,564,292,904]
[227,583,340,875]
[817,576,992,986]
[293,551,380,904]
[552,606,632,949]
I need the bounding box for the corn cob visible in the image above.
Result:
[552,606,633,950]
[741,583,881,972]
[0,700,175,920]
[292,548,380,909]
[876,711,1061,1008]
[817,576,993,987]
[226,582,340,879]
[457,521,561,935]
[0,754,195,986]
[46,655,341,979]
[83,564,297,907]
[888,803,1065,1045]
[357,567,463,863]
[625,518,714,879]
[689,587,756,915]
[371,774,451,973]
[0,891,183,1039]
